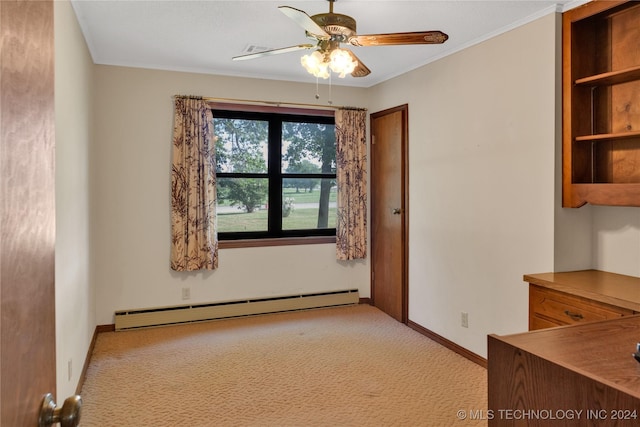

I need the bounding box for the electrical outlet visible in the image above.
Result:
[68,359,72,381]
[182,287,191,300]
[461,312,469,328]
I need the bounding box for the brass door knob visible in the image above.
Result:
[39,393,82,427]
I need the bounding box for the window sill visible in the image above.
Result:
[219,236,336,249]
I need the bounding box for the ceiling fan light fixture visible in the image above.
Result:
[329,48,357,78]
[301,50,330,79]
[301,48,357,79]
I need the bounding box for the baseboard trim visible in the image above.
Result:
[407,320,487,369]
[76,324,115,394]
[359,297,372,305]
[97,324,116,333]
[115,290,359,330]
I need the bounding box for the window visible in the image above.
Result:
[213,107,336,241]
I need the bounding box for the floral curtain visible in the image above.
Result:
[170,97,218,271]
[335,108,367,260]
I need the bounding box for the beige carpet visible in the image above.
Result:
[80,304,487,426]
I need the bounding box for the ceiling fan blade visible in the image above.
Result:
[232,44,315,61]
[344,49,371,78]
[349,31,448,47]
[278,6,330,40]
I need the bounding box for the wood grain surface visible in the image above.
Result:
[489,315,640,426]
[1,1,56,425]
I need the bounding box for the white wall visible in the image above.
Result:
[91,66,370,325]
[54,0,95,401]
[591,207,640,276]
[367,14,559,357]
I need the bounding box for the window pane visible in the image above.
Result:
[282,178,336,230]
[282,122,336,174]
[214,118,268,173]
[217,177,269,232]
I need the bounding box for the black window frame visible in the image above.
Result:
[213,108,337,241]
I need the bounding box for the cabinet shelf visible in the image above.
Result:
[575,130,640,142]
[562,0,640,207]
[566,183,640,207]
[575,65,640,87]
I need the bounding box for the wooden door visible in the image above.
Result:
[1,1,57,425]
[370,105,408,323]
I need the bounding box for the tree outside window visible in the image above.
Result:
[213,109,336,240]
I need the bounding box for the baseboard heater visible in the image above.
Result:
[114,289,359,331]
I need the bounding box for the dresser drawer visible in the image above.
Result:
[529,285,633,330]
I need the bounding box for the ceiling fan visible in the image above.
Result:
[232,0,449,78]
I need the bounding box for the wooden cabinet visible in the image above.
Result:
[525,270,640,331]
[529,285,632,330]
[489,271,640,425]
[563,1,640,207]
[488,316,640,426]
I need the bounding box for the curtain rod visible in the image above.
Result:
[173,95,367,111]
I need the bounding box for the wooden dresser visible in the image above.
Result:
[525,270,640,330]
[488,315,640,426]
[487,270,640,426]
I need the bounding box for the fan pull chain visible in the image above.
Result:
[315,76,320,100]
[327,73,333,105]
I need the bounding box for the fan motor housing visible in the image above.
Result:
[311,13,356,40]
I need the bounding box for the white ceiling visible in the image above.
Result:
[71,0,584,88]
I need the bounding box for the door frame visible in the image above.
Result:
[370,104,409,323]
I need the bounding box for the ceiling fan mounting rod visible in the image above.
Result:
[311,1,356,39]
